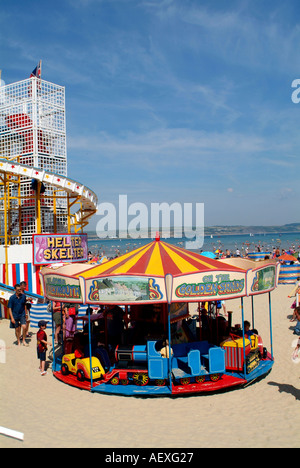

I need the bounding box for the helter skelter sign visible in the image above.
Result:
[33,234,88,265]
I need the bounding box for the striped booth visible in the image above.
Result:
[29,304,90,329]
[278,264,300,284]
[0,262,42,296]
[247,252,271,261]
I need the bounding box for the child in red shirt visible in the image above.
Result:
[37,320,52,376]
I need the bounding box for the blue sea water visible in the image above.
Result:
[88,231,300,258]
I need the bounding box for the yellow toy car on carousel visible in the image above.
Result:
[61,353,105,382]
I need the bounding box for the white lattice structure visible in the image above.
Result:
[0,74,97,292]
[0,77,68,245]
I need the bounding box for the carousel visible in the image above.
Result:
[39,236,280,396]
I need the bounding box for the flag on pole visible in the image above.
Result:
[29,60,42,95]
[30,60,42,79]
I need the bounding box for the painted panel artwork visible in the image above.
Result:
[42,274,82,302]
[250,266,276,293]
[85,276,165,304]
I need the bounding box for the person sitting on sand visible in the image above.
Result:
[293,307,300,336]
[292,336,300,361]
[289,278,300,321]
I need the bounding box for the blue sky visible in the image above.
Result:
[1,0,300,229]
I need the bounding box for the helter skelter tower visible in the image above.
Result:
[0,65,97,294]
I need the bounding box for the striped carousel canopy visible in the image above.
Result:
[77,238,245,279]
[76,239,249,304]
[40,238,249,304]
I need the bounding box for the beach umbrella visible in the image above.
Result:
[200,251,216,259]
[278,253,297,262]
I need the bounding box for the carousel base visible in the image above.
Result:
[52,358,274,397]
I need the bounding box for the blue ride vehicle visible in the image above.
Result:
[111,340,225,386]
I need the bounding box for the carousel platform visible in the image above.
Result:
[52,359,273,397]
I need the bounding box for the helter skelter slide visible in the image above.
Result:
[0,68,97,311]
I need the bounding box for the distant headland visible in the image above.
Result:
[86,223,300,240]
[202,223,300,236]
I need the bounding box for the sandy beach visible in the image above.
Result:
[0,283,299,449]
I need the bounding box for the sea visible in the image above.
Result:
[87,231,300,259]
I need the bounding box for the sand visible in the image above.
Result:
[0,284,299,449]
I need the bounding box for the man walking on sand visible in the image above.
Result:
[8,284,28,346]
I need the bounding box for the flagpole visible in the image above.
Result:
[88,306,94,390]
[165,274,173,394]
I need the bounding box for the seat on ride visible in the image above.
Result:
[147,341,168,380]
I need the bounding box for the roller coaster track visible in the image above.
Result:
[0,157,98,228]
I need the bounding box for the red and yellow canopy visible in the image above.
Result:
[73,239,247,304]
[40,238,279,304]
[78,239,244,279]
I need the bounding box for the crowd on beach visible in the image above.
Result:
[87,241,300,263]
[204,246,300,262]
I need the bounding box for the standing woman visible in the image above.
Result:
[52,301,63,344]
[20,281,32,339]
